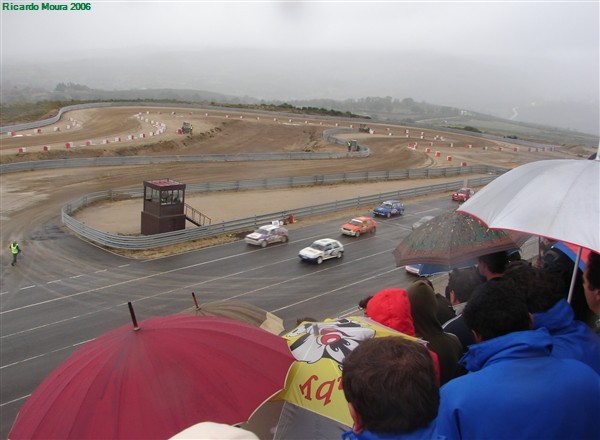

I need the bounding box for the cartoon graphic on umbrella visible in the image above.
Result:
[392,210,529,268]
[181,292,285,335]
[9,305,294,439]
[273,316,421,427]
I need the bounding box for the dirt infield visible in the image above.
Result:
[1,105,572,257]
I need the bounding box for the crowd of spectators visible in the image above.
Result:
[341,248,600,439]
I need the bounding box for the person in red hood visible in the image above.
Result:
[364,287,441,384]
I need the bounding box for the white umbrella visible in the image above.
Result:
[458,156,599,301]
[458,158,599,252]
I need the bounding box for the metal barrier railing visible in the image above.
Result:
[62,172,502,250]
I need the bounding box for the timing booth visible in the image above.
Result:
[141,179,186,235]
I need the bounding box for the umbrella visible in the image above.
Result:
[457,159,599,253]
[458,158,599,300]
[552,242,590,272]
[242,399,350,440]
[392,210,529,268]
[9,313,294,439]
[182,293,285,335]
[273,316,421,427]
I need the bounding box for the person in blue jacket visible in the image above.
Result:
[341,336,441,440]
[503,264,600,374]
[437,280,600,440]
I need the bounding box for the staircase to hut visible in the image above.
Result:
[184,203,212,227]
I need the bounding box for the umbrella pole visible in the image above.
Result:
[192,291,200,310]
[567,247,583,304]
[128,302,140,331]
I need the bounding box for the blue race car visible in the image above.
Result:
[373,200,405,218]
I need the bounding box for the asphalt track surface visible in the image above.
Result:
[0,193,458,438]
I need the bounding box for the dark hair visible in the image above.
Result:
[586,251,600,290]
[503,264,565,313]
[463,280,531,341]
[447,266,484,304]
[358,295,373,310]
[342,337,439,434]
[478,251,509,274]
[418,276,434,289]
[295,317,317,325]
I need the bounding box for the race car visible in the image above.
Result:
[340,216,377,237]
[244,223,289,247]
[452,187,475,202]
[373,200,405,218]
[298,238,344,264]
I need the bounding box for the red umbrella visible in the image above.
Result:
[9,314,294,439]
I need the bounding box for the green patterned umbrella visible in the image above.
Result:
[393,210,529,267]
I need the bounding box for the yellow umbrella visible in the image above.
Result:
[274,316,422,426]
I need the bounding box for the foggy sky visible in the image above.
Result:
[1,1,599,133]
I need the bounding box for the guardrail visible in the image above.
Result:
[0,128,370,174]
[61,170,503,250]
[0,102,375,134]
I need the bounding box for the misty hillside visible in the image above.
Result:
[2,48,598,136]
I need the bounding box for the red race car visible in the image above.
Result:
[452,187,475,202]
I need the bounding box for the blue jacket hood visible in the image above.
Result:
[461,328,552,372]
[533,298,600,374]
[532,298,573,331]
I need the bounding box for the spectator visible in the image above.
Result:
[442,267,485,353]
[437,280,600,440]
[477,250,508,281]
[583,251,600,334]
[542,245,594,328]
[419,276,455,324]
[407,280,463,385]
[357,296,373,311]
[365,288,415,336]
[295,317,317,326]
[341,336,440,440]
[503,264,600,374]
[364,288,441,383]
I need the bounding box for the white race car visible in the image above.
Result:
[244,223,289,247]
[298,238,344,264]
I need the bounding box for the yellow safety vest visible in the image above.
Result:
[10,243,19,254]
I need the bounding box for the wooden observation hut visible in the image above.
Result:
[141,178,186,235]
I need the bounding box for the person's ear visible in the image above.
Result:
[528,313,534,330]
[472,330,484,343]
[450,290,458,305]
[348,402,364,434]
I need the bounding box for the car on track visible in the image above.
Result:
[244,223,289,247]
[340,216,377,237]
[372,200,405,218]
[451,187,475,203]
[412,215,435,230]
[298,238,344,264]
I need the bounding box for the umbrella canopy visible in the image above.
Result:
[457,159,600,253]
[182,297,285,335]
[552,242,590,272]
[242,399,350,440]
[9,315,294,440]
[393,210,529,267]
[274,316,421,426]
